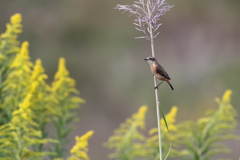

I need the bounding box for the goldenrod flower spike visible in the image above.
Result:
[149,106,178,136]
[0,13,22,51]
[52,57,75,92]
[11,14,22,34]
[104,106,149,159]
[10,41,32,69]
[147,106,178,157]
[136,105,148,129]
[54,57,69,80]
[68,131,94,160]
[10,13,22,24]
[51,57,85,157]
[1,13,22,37]
[160,106,178,133]
[222,89,232,103]
[31,59,48,82]
[171,90,238,160]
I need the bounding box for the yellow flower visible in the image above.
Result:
[31,59,48,81]
[0,13,22,39]
[104,106,148,159]
[79,131,94,142]
[54,57,69,80]
[160,106,178,133]
[0,14,22,62]
[148,106,178,141]
[11,13,22,34]
[136,105,148,129]
[146,106,178,152]
[30,81,39,93]
[21,112,30,121]
[19,93,32,109]
[11,94,33,126]
[19,41,29,58]
[10,41,32,69]
[68,131,94,160]
[52,58,76,93]
[222,89,232,103]
[10,13,22,25]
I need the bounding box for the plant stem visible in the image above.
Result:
[147,1,162,160]
[151,41,163,160]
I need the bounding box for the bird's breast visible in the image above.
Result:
[150,64,158,74]
[150,64,168,81]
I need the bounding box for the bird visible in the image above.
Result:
[144,57,174,90]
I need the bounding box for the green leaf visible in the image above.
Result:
[159,104,172,160]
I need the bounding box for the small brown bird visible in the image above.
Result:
[144,57,174,90]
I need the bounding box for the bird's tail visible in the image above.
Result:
[167,81,174,91]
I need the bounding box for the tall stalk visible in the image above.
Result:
[115,0,173,159]
[146,1,162,159]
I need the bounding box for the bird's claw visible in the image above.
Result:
[154,81,163,90]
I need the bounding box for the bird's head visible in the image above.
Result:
[144,57,157,65]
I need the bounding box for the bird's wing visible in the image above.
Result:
[156,65,171,80]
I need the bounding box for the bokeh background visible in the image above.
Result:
[0,0,239,159]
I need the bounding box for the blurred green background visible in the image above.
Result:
[0,0,239,159]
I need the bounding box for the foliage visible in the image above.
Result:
[54,131,94,160]
[0,13,22,125]
[104,106,149,160]
[105,106,179,160]
[171,90,239,160]
[105,90,239,160]
[68,130,94,160]
[0,92,56,159]
[146,106,178,160]
[51,57,85,158]
[0,13,90,160]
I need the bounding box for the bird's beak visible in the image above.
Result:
[144,58,148,61]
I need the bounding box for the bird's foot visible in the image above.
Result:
[154,81,163,90]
